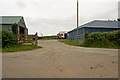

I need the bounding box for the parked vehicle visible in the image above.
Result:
[57,31,67,39]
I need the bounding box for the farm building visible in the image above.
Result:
[67,20,120,41]
[0,16,28,35]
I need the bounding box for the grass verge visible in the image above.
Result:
[59,40,86,47]
[59,40,119,49]
[38,36,57,40]
[2,45,42,52]
[39,38,57,40]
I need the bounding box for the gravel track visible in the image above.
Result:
[2,40,118,78]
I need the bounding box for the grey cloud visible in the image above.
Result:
[119,1,120,18]
[25,16,77,36]
[0,0,118,36]
[95,7,118,20]
[16,2,26,8]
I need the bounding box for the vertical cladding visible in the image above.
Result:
[85,28,119,33]
[2,24,12,31]
[67,28,84,40]
[68,27,119,41]
[67,30,77,40]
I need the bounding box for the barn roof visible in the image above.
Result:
[0,16,23,24]
[80,20,120,28]
[58,31,68,34]
[69,20,120,33]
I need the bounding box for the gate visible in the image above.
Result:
[17,32,38,46]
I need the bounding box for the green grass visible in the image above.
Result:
[2,45,42,52]
[59,40,119,49]
[85,42,120,49]
[59,40,86,47]
[39,38,55,40]
[38,36,57,40]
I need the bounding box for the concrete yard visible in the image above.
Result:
[2,40,118,78]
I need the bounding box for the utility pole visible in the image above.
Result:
[76,0,79,43]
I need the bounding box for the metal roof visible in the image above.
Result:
[69,20,120,33]
[0,16,23,24]
[58,31,68,34]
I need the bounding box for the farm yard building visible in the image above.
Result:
[0,16,28,35]
[67,20,120,41]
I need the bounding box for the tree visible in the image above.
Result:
[11,23,18,34]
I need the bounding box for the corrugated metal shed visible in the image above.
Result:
[67,20,120,40]
[0,16,26,31]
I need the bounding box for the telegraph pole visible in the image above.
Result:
[76,0,79,43]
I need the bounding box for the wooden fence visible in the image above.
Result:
[17,32,38,46]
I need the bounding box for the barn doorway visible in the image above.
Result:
[20,26,25,34]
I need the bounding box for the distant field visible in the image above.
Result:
[38,36,57,40]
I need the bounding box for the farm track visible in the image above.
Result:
[2,40,118,78]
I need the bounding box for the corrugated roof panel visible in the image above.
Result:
[81,20,119,28]
[68,20,120,33]
[0,16,23,24]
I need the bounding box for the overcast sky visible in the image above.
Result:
[0,0,119,36]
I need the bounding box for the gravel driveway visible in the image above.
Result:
[2,40,118,78]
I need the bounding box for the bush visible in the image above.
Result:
[11,23,18,34]
[2,30,17,48]
[84,30,120,48]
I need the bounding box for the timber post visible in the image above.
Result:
[76,0,79,43]
[24,28,28,43]
[35,32,38,46]
[17,25,20,44]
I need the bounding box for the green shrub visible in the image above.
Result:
[84,30,120,48]
[11,23,18,34]
[2,30,17,48]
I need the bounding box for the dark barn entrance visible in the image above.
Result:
[20,26,25,34]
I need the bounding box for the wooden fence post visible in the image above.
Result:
[24,28,28,43]
[17,34,20,44]
[35,32,38,46]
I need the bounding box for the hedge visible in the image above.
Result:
[84,30,120,48]
[1,30,17,48]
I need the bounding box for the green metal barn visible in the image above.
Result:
[0,16,28,35]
